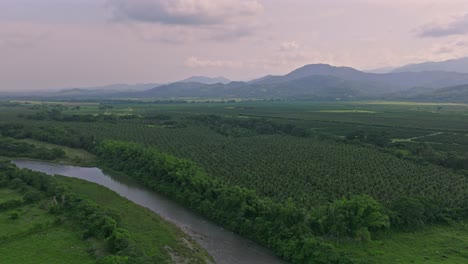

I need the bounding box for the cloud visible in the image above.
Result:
[106,0,264,43]
[417,13,468,37]
[107,0,263,26]
[184,41,333,71]
[279,41,299,51]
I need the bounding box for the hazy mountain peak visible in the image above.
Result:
[392,57,468,73]
[287,64,361,77]
[180,76,231,84]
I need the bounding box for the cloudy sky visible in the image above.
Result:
[1,0,468,90]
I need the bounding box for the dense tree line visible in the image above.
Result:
[191,114,310,137]
[25,108,140,123]
[0,137,65,160]
[346,129,468,173]
[0,123,95,150]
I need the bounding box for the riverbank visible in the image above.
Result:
[55,175,213,264]
[16,138,98,167]
[14,160,286,264]
[1,160,213,264]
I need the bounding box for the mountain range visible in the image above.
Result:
[128,63,468,101]
[6,63,468,102]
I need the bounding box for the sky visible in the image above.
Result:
[1,0,468,90]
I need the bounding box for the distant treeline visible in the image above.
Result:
[21,105,187,127]
[190,114,310,137]
[0,123,95,150]
[23,106,140,123]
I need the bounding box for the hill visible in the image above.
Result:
[392,57,468,73]
[255,64,468,91]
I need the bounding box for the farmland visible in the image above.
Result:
[0,100,467,263]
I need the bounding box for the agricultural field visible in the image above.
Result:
[1,101,468,206]
[0,100,467,263]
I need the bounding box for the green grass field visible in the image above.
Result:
[0,191,95,264]
[0,226,95,264]
[337,224,468,264]
[0,188,23,203]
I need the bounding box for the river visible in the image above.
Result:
[12,160,285,264]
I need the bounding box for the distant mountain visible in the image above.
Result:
[249,75,276,83]
[392,57,468,73]
[252,63,468,92]
[137,76,365,100]
[136,82,210,98]
[253,64,364,85]
[365,66,395,74]
[180,76,231,84]
[114,64,468,100]
[60,83,160,92]
[8,64,468,101]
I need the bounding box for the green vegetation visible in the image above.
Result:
[0,226,95,264]
[18,139,97,166]
[317,110,377,113]
[0,161,211,264]
[337,224,468,264]
[0,137,65,161]
[0,188,23,203]
[0,100,467,263]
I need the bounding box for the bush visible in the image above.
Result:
[97,256,129,264]
[108,228,131,253]
[389,196,445,231]
[0,199,23,211]
[23,191,42,203]
[312,195,390,240]
[9,211,20,220]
